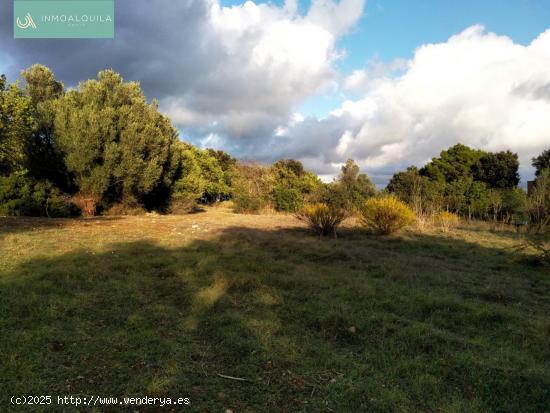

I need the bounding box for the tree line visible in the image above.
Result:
[1,64,549,228]
[387,144,550,227]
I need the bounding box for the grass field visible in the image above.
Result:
[1,206,549,412]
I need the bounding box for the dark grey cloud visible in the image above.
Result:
[2,0,220,97]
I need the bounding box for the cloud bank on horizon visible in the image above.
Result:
[1,0,549,185]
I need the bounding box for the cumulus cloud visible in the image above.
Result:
[270,25,550,184]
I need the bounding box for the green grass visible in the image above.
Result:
[0,210,549,412]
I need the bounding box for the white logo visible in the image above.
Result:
[16,13,37,29]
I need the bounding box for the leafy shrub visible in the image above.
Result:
[172,144,230,209]
[327,159,377,212]
[231,163,273,214]
[103,198,146,216]
[387,166,443,215]
[296,203,347,237]
[0,172,78,217]
[527,169,550,232]
[168,196,201,214]
[359,195,415,235]
[270,159,321,212]
[233,194,269,214]
[273,186,302,212]
[433,211,460,232]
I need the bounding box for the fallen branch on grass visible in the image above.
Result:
[217,373,248,382]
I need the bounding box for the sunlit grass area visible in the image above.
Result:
[1,206,549,412]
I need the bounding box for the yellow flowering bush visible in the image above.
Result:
[359,195,415,235]
[296,203,347,237]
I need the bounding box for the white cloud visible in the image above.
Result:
[161,0,366,138]
[343,56,407,92]
[273,25,550,184]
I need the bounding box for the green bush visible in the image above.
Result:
[231,163,273,214]
[269,159,321,212]
[103,198,146,216]
[360,195,415,235]
[273,186,302,212]
[0,172,78,217]
[296,203,347,237]
[233,193,268,214]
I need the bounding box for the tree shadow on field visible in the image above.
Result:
[0,216,123,238]
[0,225,549,412]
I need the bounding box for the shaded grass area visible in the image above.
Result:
[0,215,549,412]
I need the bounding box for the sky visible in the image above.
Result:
[1,0,549,185]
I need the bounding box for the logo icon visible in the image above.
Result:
[16,13,37,29]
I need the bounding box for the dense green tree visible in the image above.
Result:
[173,143,229,207]
[527,168,550,225]
[207,149,236,173]
[270,159,320,212]
[472,150,520,188]
[0,171,77,217]
[387,166,443,214]
[329,159,376,211]
[500,187,527,222]
[54,70,179,212]
[532,149,550,177]
[464,181,492,219]
[21,64,64,106]
[420,143,484,183]
[231,162,274,213]
[206,148,236,193]
[442,178,470,213]
[392,145,524,221]
[20,65,70,189]
[0,75,36,175]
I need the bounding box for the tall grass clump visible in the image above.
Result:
[515,237,550,267]
[433,211,460,232]
[296,203,346,237]
[360,195,415,235]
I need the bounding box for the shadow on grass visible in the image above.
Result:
[1,226,549,412]
[0,216,124,237]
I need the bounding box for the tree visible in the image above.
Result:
[443,178,470,214]
[230,162,274,213]
[387,166,443,214]
[500,187,527,223]
[0,171,77,217]
[330,159,376,211]
[54,70,179,212]
[207,148,236,189]
[527,168,550,226]
[420,143,484,183]
[532,149,550,177]
[270,159,320,212]
[0,75,36,176]
[172,143,229,207]
[472,150,520,188]
[465,181,492,219]
[20,65,70,190]
[21,64,64,106]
